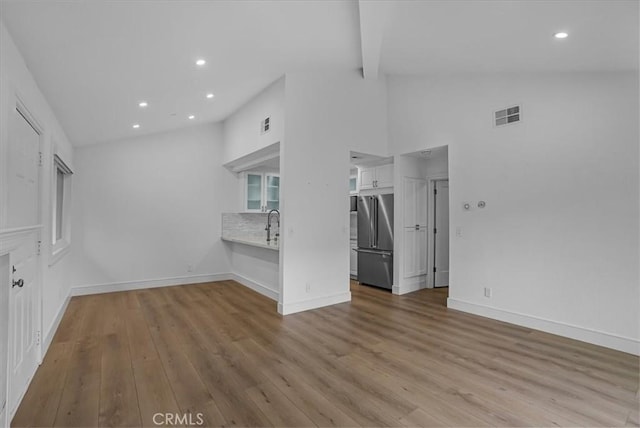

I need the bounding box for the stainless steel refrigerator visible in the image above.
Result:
[356,194,394,290]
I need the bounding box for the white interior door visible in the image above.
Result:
[9,238,39,415]
[7,108,41,416]
[0,254,9,426]
[434,180,449,287]
[7,110,40,229]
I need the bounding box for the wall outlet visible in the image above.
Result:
[456,227,463,237]
[484,287,492,298]
[187,264,193,273]
[305,282,311,293]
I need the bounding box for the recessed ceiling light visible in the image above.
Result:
[138,101,148,108]
[188,115,195,120]
[206,93,215,99]
[132,124,140,129]
[195,59,206,66]
[554,32,569,39]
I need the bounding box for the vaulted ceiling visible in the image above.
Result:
[1,0,637,146]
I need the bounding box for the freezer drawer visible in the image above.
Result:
[357,249,393,290]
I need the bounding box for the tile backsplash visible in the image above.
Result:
[222,212,277,240]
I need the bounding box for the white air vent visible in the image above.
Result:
[260,116,270,134]
[494,105,521,127]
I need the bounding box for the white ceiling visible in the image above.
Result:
[1,0,637,147]
[380,0,639,74]
[0,1,361,146]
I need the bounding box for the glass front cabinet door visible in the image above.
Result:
[265,174,280,211]
[244,172,279,212]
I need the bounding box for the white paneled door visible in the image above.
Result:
[434,180,449,287]
[7,107,42,417]
[402,177,428,279]
[7,110,40,228]
[0,255,9,426]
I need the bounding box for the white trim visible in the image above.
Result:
[0,226,42,241]
[71,273,231,296]
[48,244,70,267]
[447,297,640,356]
[278,291,351,315]
[230,273,278,301]
[223,141,280,173]
[42,291,71,355]
[393,275,426,295]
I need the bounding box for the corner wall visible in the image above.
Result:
[280,71,388,314]
[70,123,237,292]
[387,72,639,354]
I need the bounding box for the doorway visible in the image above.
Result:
[431,179,449,288]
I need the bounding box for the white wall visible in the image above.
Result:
[0,21,75,349]
[70,123,237,290]
[280,71,388,314]
[223,77,285,164]
[387,72,639,354]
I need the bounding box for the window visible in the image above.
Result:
[51,154,72,264]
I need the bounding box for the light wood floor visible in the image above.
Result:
[12,280,639,427]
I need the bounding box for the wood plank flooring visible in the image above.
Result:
[12,281,640,427]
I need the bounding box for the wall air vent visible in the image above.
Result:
[494,105,521,127]
[260,116,270,134]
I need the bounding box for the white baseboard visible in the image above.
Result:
[393,276,427,295]
[230,273,278,301]
[42,291,71,356]
[447,298,640,356]
[0,400,5,428]
[71,273,232,297]
[278,291,351,315]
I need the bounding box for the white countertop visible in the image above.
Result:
[221,235,279,251]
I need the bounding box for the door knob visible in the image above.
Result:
[12,279,24,288]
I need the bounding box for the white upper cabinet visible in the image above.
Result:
[244,172,280,212]
[375,164,394,188]
[359,163,394,190]
[359,168,375,189]
[265,174,280,211]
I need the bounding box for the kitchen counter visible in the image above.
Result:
[221,235,279,251]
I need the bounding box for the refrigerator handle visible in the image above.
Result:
[374,197,379,248]
[369,197,374,248]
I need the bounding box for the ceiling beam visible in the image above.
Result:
[358,0,393,80]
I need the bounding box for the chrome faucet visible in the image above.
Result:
[266,209,280,242]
